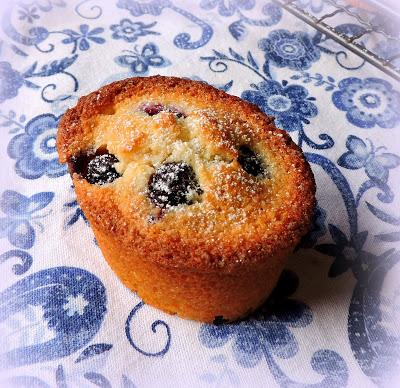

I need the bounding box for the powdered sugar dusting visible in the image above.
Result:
[89,100,304,234]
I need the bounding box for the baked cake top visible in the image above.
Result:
[57,76,315,273]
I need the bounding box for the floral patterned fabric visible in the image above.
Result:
[0,1,399,387]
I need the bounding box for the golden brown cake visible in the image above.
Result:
[57,76,315,323]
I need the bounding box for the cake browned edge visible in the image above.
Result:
[57,75,316,275]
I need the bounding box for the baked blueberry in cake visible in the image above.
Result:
[57,76,315,322]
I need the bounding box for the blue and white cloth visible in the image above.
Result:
[0,1,399,387]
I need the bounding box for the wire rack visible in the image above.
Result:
[273,0,400,81]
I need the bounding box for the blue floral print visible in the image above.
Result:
[338,135,400,184]
[117,0,214,50]
[116,0,169,16]
[18,5,40,23]
[200,0,281,41]
[43,276,105,335]
[0,267,107,368]
[199,271,312,368]
[115,43,170,75]
[0,190,54,249]
[7,113,66,179]
[110,19,159,42]
[259,29,320,71]
[62,24,105,53]
[298,205,327,249]
[0,62,25,103]
[296,0,324,13]
[36,0,66,9]
[316,225,373,278]
[63,198,88,229]
[241,79,317,132]
[0,57,78,104]
[1,0,400,386]
[348,249,400,387]
[374,40,400,69]
[332,77,400,128]
[200,0,255,16]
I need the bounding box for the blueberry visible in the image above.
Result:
[148,162,202,209]
[86,153,120,185]
[143,103,164,116]
[142,103,186,118]
[171,110,185,119]
[213,316,228,325]
[237,145,266,177]
[70,151,120,185]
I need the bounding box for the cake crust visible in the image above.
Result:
[57,76,315,321]
[58,76,315,273]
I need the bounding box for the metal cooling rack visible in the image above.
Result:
[272,0,400,81]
